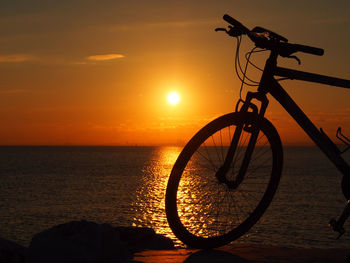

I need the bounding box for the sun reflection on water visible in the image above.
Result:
[131,146,182,243]
[130,143,273,247]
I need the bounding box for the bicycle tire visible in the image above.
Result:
[165,112,283,248]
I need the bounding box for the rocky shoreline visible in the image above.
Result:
[0,220,174,263]
[3,220,350,263]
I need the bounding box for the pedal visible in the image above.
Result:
[329,218,345,239]
[329,200,350,239]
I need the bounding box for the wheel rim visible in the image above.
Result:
[172,114,278,242]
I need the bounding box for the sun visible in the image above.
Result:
[168,92,180,105]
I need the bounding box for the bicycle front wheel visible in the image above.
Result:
[165,112,283,248]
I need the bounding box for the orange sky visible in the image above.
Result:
[0,0,349,146]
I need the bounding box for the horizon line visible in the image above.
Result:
[0,143,326,147]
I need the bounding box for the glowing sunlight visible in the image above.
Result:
[167,92,180,105]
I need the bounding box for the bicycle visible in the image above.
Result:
[165,14,350,249]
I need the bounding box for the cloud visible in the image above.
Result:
[87,53,124,61]
[0,54,34,63]
[0,88,26,94]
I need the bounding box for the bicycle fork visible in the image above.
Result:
[215,92,269,188]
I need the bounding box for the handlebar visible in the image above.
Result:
[223,14,250,34]
[289,43,324,56]
[219,14,324,57]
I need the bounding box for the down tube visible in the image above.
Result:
[269,80,350,177]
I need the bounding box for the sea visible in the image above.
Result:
[0,146,350,249]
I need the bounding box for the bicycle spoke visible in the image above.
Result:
[219,129,225,161]
[201,142,219,170]
[211,135,222,164]
[168,112,282,246]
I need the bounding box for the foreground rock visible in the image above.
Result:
[27,220,130,263]
[116,226,174,252]
[0,237,27,263]
[26,220,174,263]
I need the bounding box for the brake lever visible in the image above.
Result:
[215,28,227,32]
[215,26,245,38]
[286,55,301,65]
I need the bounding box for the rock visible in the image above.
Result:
[26,220,174,262]
[0,237,27,263]
[116,226,174,252]
[26,220,131,263]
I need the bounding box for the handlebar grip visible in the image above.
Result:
[223,14,249,33]
[293,44,324,56]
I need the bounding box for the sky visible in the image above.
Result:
[0,0,349,145]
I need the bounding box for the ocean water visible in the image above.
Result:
[0,146,350,248]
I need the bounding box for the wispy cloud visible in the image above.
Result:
[0,88,27,94]
[0,54,35,63]
[87,53,124,61]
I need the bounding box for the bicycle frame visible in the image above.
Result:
[167,15,350,247]
[251,51,350,194]
[232,50,350,237]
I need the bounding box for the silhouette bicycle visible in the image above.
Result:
[165,14,350,249]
